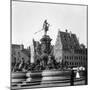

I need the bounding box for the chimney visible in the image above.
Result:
[65,29,68,33]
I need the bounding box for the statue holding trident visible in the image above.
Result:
[34,20,50,35]
[43,20,50,35]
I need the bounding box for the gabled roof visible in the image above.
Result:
[59,31,80,51]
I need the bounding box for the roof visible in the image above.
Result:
[12,44,21,49]
[59,31,80,50]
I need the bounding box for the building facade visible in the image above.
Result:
[54,30,87,68]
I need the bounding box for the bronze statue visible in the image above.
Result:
[43,20,50,35]
[34,20,50,35]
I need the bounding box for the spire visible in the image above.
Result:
[70,31,72,37]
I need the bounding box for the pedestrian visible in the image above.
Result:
[70,69,75,86]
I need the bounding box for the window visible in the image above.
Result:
[83,56,85,60]
[80,62,81,65]
[72,56,73,60]
[77,57,78,60]
[78,62,79,65]
[79,56,80,60]
[81,56,82,60]
[74,56,77,59]
[75,62,77,65]
[70,56,71,60]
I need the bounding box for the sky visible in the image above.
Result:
[12,1,87,48]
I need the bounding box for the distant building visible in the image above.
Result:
[54,30,87,68]
[11,44,30,71]
[32,39,41,63]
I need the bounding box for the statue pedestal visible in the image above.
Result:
[40,35,52,68]
[40,35,52,55]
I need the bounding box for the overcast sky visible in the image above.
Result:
[12,1,87,48]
